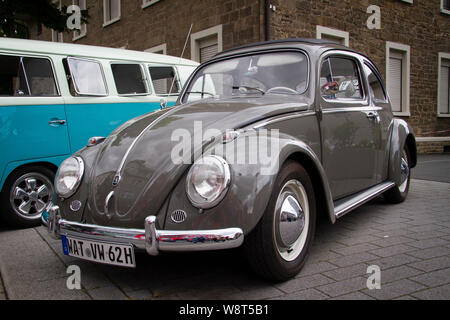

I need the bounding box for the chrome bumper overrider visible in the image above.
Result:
[42,205,244,256]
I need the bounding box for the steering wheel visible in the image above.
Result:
[266,86,298,94]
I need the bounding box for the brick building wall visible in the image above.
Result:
[31,0,450,153]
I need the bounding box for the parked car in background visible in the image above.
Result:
[44,39,416,281]
[0,38,198,228]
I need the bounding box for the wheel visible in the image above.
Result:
[0,166,55,228]
[384,145,411,204]
[244,161,316,281]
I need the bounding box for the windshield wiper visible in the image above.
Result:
[232,86,265,95]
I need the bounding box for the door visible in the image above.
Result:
[0,54,70,172]
[363,61,393,183]
[319,54,382,199]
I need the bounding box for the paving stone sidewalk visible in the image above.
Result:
[0,179,449,300]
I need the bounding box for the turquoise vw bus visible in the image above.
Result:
[0,38,198,228]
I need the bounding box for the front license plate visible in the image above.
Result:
[61,235,136,268]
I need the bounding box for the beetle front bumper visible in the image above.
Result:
[42,205,244,256]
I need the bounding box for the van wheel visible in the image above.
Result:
[384,145,411,204]
[0,166,55,228]
[244,161,316,281]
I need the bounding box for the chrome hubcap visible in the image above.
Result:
[10,173,53,220]
[274,179,309,262]
[399,149,409,193]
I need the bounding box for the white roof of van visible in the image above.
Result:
[0,38,199,66]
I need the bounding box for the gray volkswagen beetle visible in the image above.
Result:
[43,39,416,281]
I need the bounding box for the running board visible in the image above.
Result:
[334,181,396,219]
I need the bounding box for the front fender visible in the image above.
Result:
[163,130,335,234]
[388,118,417,186]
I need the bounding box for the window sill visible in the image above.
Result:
[72,33,86,42]
[392,111,410,117]
[142,0,161,9]
[103,17,121,28]
[416,136,450,142]
[441,8,450,15]
[437,113,450,118]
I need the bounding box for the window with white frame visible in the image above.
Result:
[52,0,63,42]
[73,0,87,40]
[149,66,180,96]
[144,43,167,55]
[103,0,121,26]
[441,0,450,14]
[438,53,450,117]
[190,25,223,63]
[142,0,161,9]
[316,26,349,47]
[386,42,410,116]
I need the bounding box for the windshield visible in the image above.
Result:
[181,51,308,103]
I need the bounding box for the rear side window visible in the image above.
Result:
[364,62,387,102]
[0,55,58,96]
[320,57,363,100]
[66,57,107,96]
[111,63,148,95]
[149,66,180,95]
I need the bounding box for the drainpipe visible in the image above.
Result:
[264,0,270,41]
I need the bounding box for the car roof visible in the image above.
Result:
[215,38,356,59]
[0,38,198,66]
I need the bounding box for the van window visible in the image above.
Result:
[111,64,147,95]
[149,66,180,95]
[0,55,57,96]
[67,57,107,96]
[22,57,58,96]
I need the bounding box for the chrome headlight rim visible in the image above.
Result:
[186,155,231,209]
[55,156,85,199]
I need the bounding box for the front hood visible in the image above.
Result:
[88,95,309,227]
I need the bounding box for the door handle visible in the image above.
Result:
[366,111,379,122]
[48,119,66,125]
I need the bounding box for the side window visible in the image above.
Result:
[320,57,363,100]
[0,55,28,96]
[22,57,58,96]
[66,58,107,96]
[111,64,147,95]
[148,66,180,95]
[0,55,57,97]
[364,63,387,102]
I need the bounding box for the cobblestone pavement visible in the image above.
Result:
[0,178,449,300]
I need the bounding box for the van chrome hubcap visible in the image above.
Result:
[9,173,53,219]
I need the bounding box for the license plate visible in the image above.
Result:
[61,235,136,268]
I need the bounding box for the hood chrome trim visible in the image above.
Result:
[111,108,174,188]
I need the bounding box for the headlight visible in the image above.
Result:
[186,155,231,209]
[55,157,84,198]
